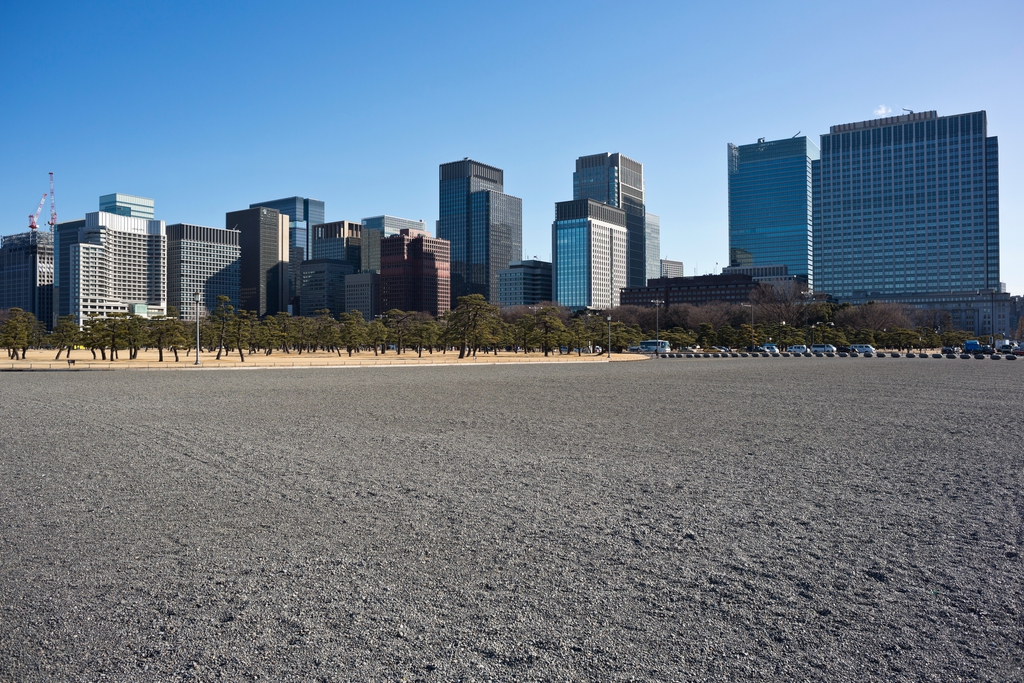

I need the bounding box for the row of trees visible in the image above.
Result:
[3,284,1020,361]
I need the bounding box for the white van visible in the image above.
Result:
[788,345,808,354]
[638,340,670,354]
[811,344,837,353]
[850,344,876,354]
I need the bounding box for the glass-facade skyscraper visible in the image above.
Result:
[99,193,155,220]
[438,159,522,306]
[727,137,817,289]
[573,153,655,285]
[552,199,628,310]
[813,110,999,298]
[359,216,429,273]
[0,231,53,329]
[250,196,325,311]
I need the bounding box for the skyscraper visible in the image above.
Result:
[359,216,428,273]
[727,137,817,289]
[228,207,288,316]
[660,258,684,279]
[645,213,661,281]
[813,110,999,298]
[99,193,155,220]
[166,224,240,320]
[573,153,651,286]
[54,211,166,325]
[380,229,451,316]
[438,159,522,306]
[311,221,362,273]
[0,231,53,328]
[250,196,325,310]
[552,199,627,310]
[299,259,353,317]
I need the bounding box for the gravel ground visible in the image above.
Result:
[1,359,1022,682]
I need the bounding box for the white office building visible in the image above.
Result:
[59,211,166,325]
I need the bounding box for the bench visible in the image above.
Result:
[67,359,76,367]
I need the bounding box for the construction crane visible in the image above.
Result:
[28,192,47,230]
[48,172,57,230]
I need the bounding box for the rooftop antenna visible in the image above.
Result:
[792,131,801,138]
[903,108,913,114]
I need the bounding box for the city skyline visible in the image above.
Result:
[1,2,1021,294]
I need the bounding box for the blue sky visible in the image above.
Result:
[2,0,1022,293]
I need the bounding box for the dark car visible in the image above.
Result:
[745,345,765,353]
[836,346,852,353]
[941,346,958,354]
[980,345,995,354]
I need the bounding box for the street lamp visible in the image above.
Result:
[650,299,663,354]
[193,291,201,365]
[606,315,612,359]
[811,321,833,346]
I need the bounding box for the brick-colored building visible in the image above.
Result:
[381,229,450,316]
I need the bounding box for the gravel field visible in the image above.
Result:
[1,359,1022,682]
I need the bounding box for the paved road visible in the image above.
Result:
[1,361,1021,681]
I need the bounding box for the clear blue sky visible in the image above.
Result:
[2,0,1021,293]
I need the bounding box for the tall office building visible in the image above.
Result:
[0,231,53,328]
[438,159,522,306]
[250,196,325,311]
[345,272,381,319]
[813,110,999,298]
[552,199,627,310]
[727,137,817,289]
[497,259,552,308]
[573,153,651,286]
[312,221,362,273]
[362,215,429,237]
[380,229,451,316]
[645,213,661,281]
[660,258,684,279]
[99,193,155,220]
[299,259,353,317]
[227,207,288,317]
[166,224,240,320]
[360,215,429,273]
[53,211,166,325]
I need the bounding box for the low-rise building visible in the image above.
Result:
[620,273,757,307]
[497,259,552,308]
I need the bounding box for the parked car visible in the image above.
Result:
[638,340,670,354]
[763,344,779,354]
[963,339,982,353]
[789,345,808,354]
[850,344,876,354]
[997,343,1016,353]
[941,346,959,355]
[811,344,837,353]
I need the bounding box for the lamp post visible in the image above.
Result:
[811,321,833,346]
[193,291,201,365]
[650,299,662,354]
[606,315,612,359]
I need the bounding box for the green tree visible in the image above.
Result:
[534,306,566,356]
[210,295,235,359]
[50,315,80,360]
[232,310,255,361]
[0,308,33,359]
[384,309,416,354]
[940,329,971,349]
[696,322,717,349]
[367,319,388,355]
[122,314,148,360]
[81,314,108,360]
[338,311,368,356]
[105,313,129,360]
[448,294,501,358]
